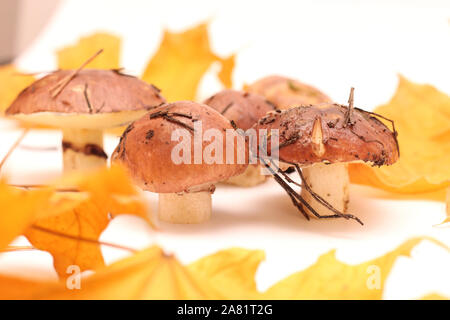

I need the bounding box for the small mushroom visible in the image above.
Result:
[5,69,165,172]
[253,102,399,220]
[203,89,276,187]
[112,101,248,224]
[246,75,331,110]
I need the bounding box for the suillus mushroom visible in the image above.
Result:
[246,75,331,110]
[112,101,248,224]
[253,90,399,223]
[203,89,277,186]
[5,69,165,172]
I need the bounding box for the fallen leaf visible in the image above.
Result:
[189,248,265,299]
[446,187,450,223]
[57,33,121,70]
[0,238,447,299]
[44,246,223,299]
[53,164,151,224]
[217,54,235,89]
[25,201,109,279]
[421,293,448,300]
[0,65,35,114]
[349,76,450,195]
[141,23,234,102]
[0,181,52,250]
[25,164,151,278]
[0,274,55,300]
[263,237,448,300]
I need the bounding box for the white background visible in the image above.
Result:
[0,0,449,299]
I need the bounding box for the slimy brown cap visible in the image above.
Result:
[5,69,166,129]
[203,89,277,130]
[112,101,248,193]
[246,75,331,110]
[253,103,399,166]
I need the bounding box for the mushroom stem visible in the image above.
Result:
[225,165,267,187]
[158,192,212,224]
[62,128,107,172]
[300,162,349,217]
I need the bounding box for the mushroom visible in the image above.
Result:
[112,101,248,224]
[203,89,277,187]
[246,75,331,110]
[253,95,399,221]
[5,69,165,172]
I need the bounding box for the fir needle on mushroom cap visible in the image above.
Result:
[253,89,399,223]
[112,101,248,224]
[204,89,277,187]
[6,61,165,172]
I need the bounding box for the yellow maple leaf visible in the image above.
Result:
[0,65,35,114]
[25,164,151,278]
[0,181,52,250]
[0,274,56,300]
[141,23,235,102]
[41,246,223,299]
[263,237,448,300]
[25,200,109,279]
[446,187,450,223]
[0,238,447,300]
[217,54,235,89]
[57,33,121,70]
[349,76,450,195]
[53,164,150,223]
[421,293,448,300]
[189,248,265,299]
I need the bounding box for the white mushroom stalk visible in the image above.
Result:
[301,117,349,215]
[62,128,106,171]
[301,162,349,216]
[158,192,212,224]
[225,165,267,187]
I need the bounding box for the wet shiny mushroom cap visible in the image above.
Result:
[252,103,399,166]
[203,89,277,130]
[5,69,166,129]
[246,75,331,110]
[112,101,248,193]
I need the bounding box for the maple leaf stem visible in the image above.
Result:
[8,184,79,192]
[0,128,29,175]
[0,246,36,252]
[31,225,137,253]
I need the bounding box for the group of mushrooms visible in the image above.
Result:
[6,68,399,225]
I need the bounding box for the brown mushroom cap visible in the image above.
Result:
[112,101,248,193]
[5,69,166,129]
[203,89,277,130]
[246,75,331,110]
[253,103,399,166]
